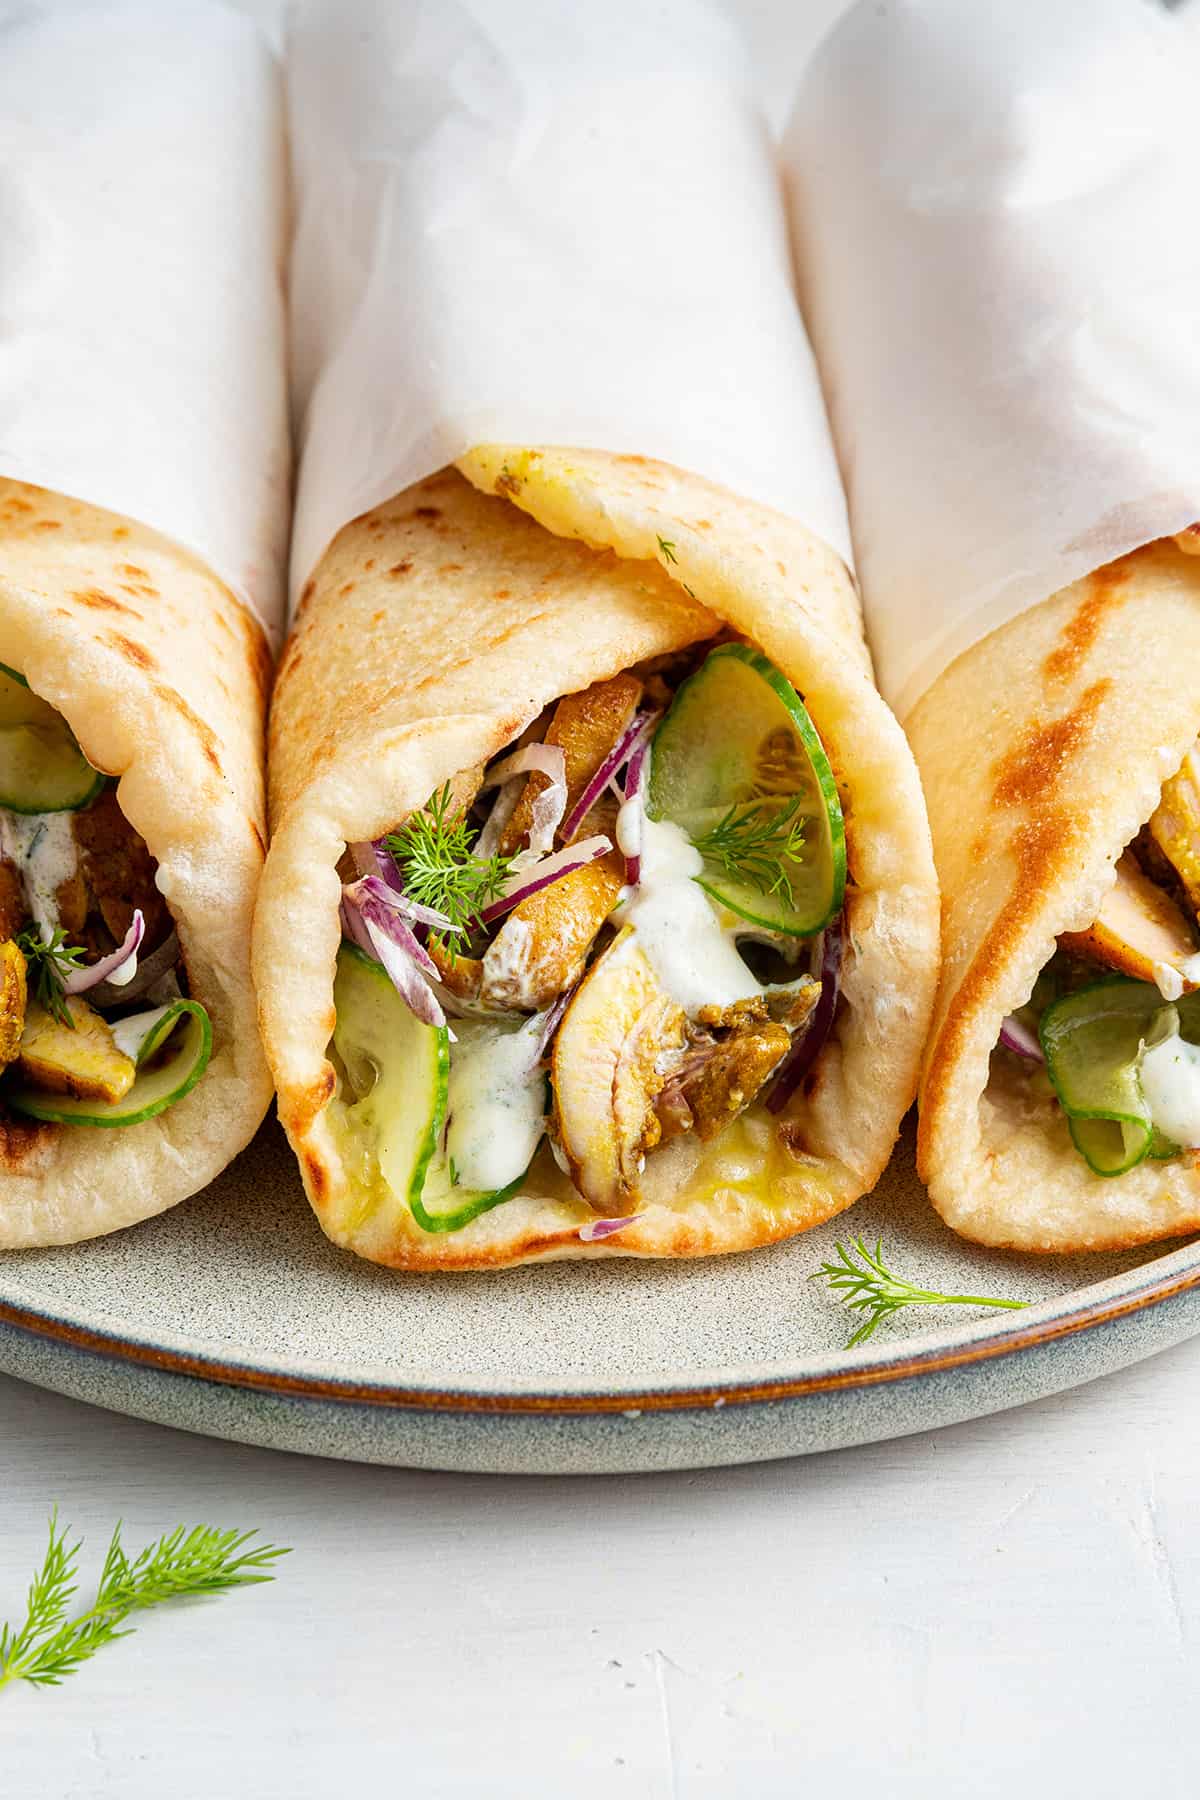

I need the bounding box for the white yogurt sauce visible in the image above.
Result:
[615,790,643,861]
[446,1018,546,1192]
[110,1003,171,1062]
[615,813,760,1015]
[0,810,78,938]
[1153,952,1200,1003]
[1140,1028,1200,1148]
[1153,962,1184,1002]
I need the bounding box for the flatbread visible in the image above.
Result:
[254,453,939,1267]
[913,540,1200,1251]
[0,480,273,1247]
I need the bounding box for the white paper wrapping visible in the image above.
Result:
[0,0,290,640]
[286,0,851,602]
[784,0,1200,719]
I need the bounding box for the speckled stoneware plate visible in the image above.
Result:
[1,1117,1199,1474]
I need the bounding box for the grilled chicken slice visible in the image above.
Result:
[763,976,822,1031]
[500,673,643,855]
[481,675,639,1011]
[16,996,135,1102]
[426,940,483,1001]
[480,850,625,1011]
[1149,743,1200,918]
[1060,852,1199,992]
[657,996,791,1145]
[552,927,685,1213]
[0,860,25,941]
[73,787,170,948]
[0,941,26,1065]
[54,866,89,938]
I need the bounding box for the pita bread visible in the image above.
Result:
[914,540,1200,1251]
[254,452,939,1267]
[0,480,273,1247]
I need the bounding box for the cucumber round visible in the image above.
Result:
[410,1160,529,1235]
[6,1000,211,1127]
[646,643,845,936]
[334,942,447,1210]
[110,1000,201,1068]
[0,664,105,813]
[333,942,531,1234]
[1038,976,1193,1176]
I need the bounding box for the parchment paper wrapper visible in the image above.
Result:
[286,0,852,597]
[0,0,289,638]
[785,0,1200,719]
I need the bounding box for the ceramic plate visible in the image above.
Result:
[1,1117,1199,1474]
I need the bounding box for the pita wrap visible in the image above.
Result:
[784,0,1200,1253]
[0,1,289,1247]
[254,451,938,1268]
[912,543,1200,1252]
[0,483,275,1247]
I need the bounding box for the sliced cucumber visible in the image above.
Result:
[110,1000,200,1068]
[0,664,105,813]
[1038,977,1195,1176]
[410,1159,530,1234]
[332,943,533,1234]
[647,643,845,936]
[415,1016,545,1233]
[6,1000,210,1126]
[334,942,447,1209]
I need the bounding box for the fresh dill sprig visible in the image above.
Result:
[812,1237,1029,1349]
[0,1512,289,1695]
[655,534,678,565]
[16,926,87,1028]
[386,782,512,959]
[691,796,808,904]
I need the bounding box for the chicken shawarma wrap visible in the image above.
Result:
[913,534,1200,1251]
[785,0,1200,1253]
[254,452,938,1268]
[0,484,276,1247]
[0,1,288,1247]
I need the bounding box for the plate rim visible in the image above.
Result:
[4,1233,1200,1414]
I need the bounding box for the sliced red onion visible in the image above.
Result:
[481,742,564,792]
[343,873,452,935]
[579,1214,643,1242]
[89,928,180,1007]
[474,780,522,859]
[478,834,612,925]
[354,837,410,901]
[999,1014,1044,1062]
[354,887,440,981]
[616,743,651,885]
[480,743,567,857]
[340,895,374,957]
[765,916,843,1114]
[618,803,643,885]
[559,709,660,844]
[362,914,445,1027]
[341,884,446,1026]
[534,984,575,1058]
[62,909,144,994]
[623,726,652,799]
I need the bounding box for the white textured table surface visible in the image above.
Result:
[5,1346,1200,1797]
